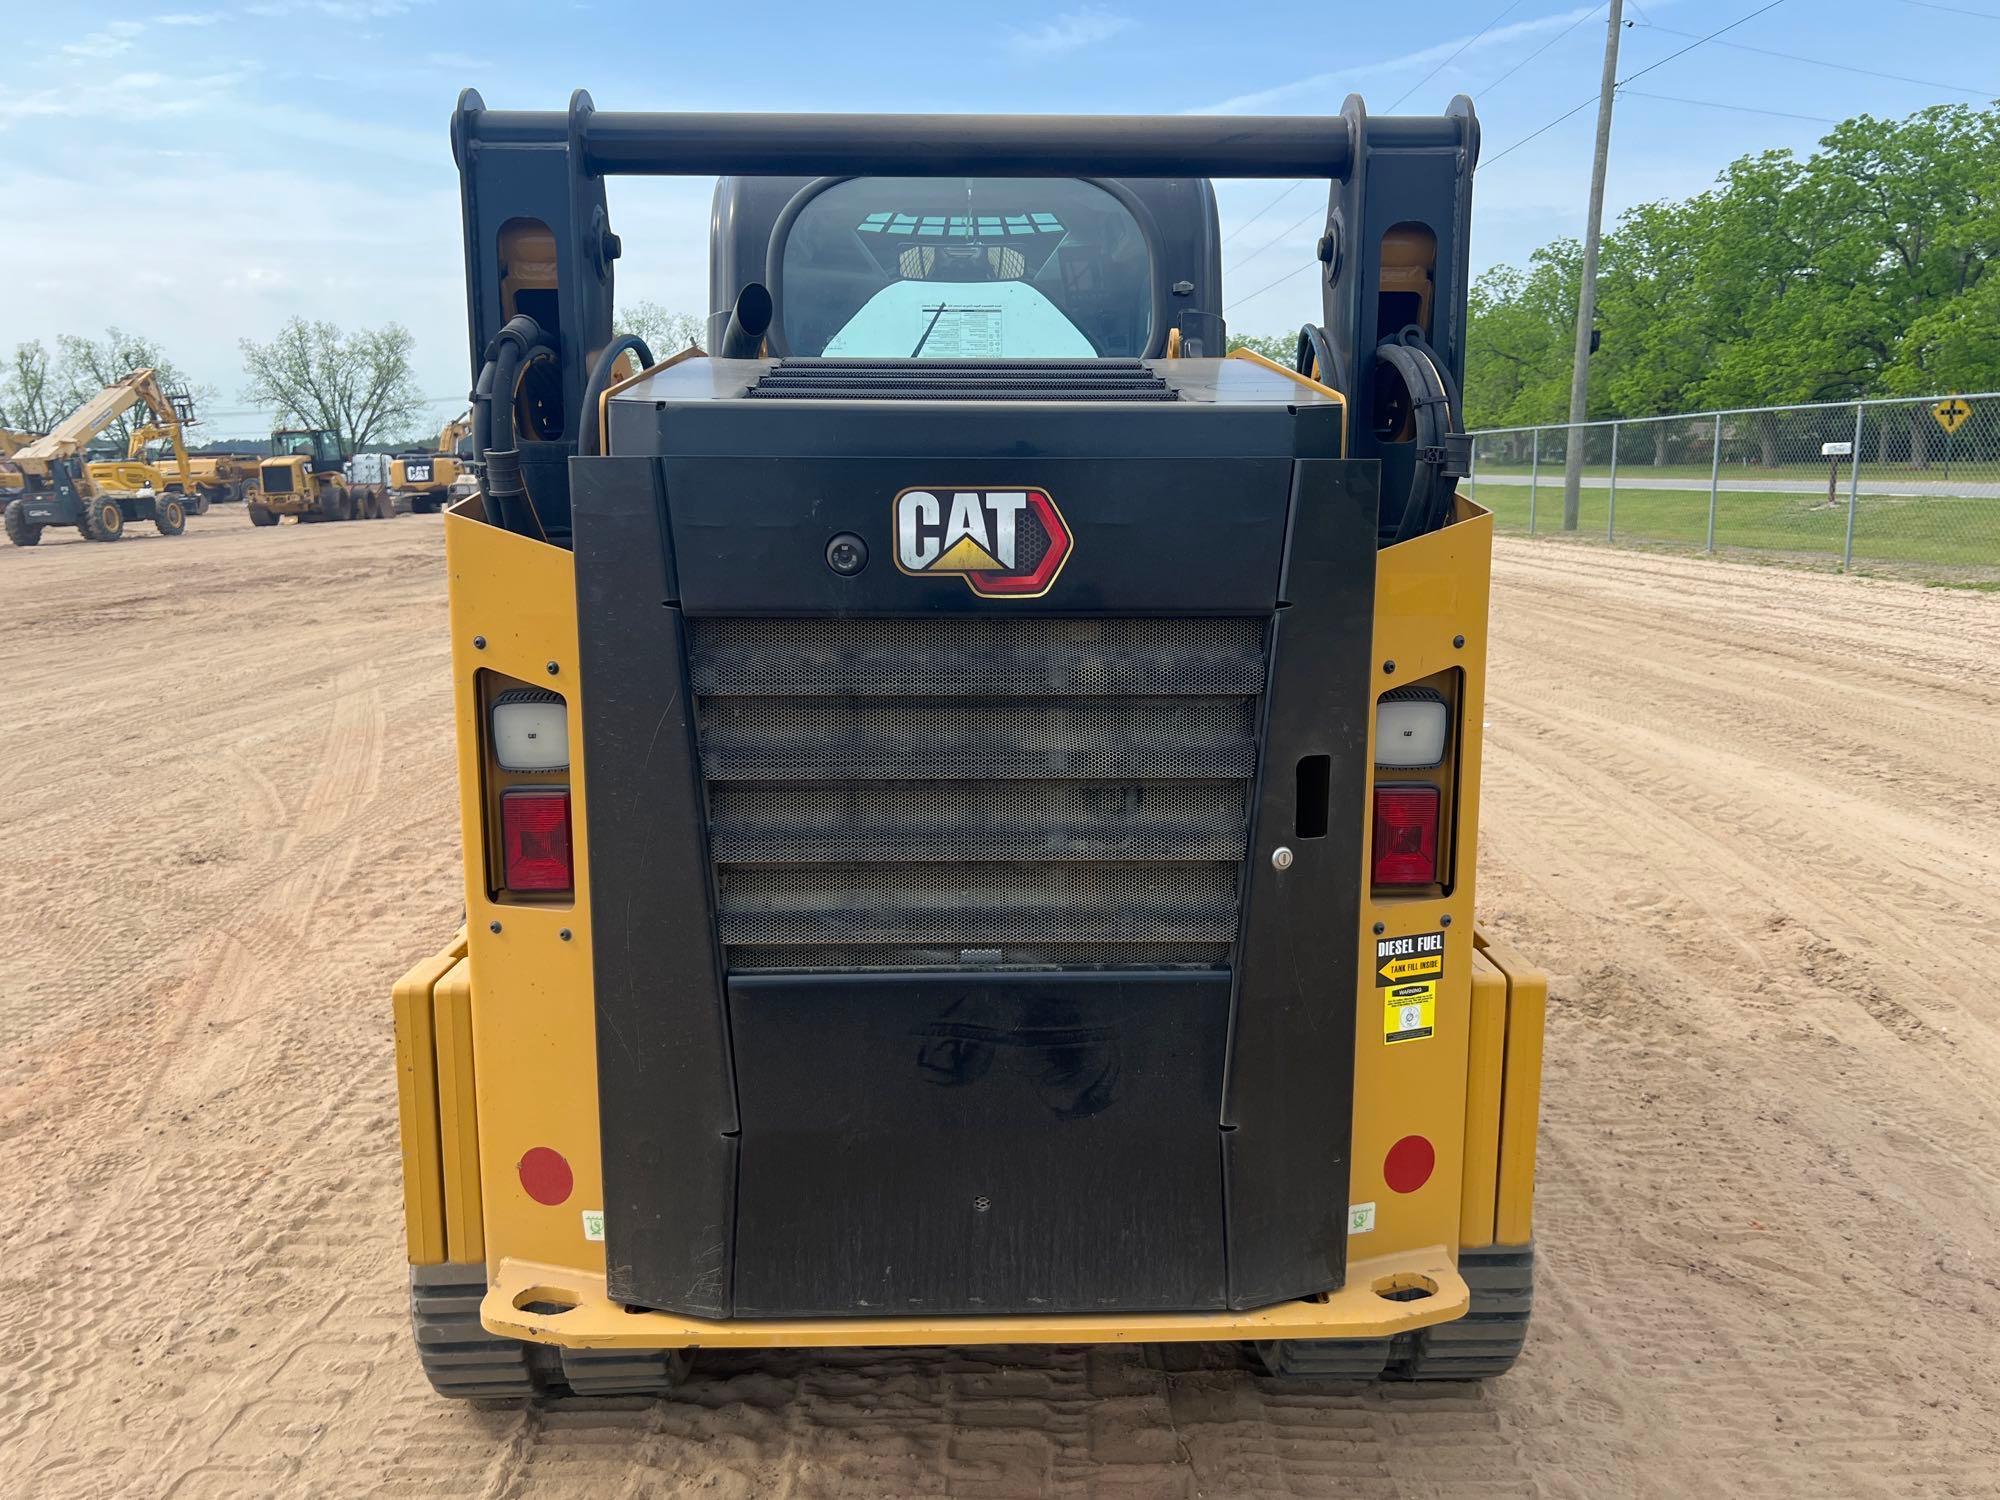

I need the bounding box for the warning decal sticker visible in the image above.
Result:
[1384,981,1438,1044]
[1376,929,1446,987]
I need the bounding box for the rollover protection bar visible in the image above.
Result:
[450,89,1479,539]
[453,103,1473,179]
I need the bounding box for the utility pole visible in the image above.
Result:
[1561,0,1625,531]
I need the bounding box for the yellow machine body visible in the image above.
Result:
[390,412,471,511]
[249,431,386,524]
[393,469,1546,1358]
[9,369,193,502]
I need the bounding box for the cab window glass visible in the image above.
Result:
[780,177,1151,358]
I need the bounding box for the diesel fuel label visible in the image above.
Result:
[1376,929,1446,987]
[1384,981,1438,1044]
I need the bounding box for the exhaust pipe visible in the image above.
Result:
[718,282,772,359]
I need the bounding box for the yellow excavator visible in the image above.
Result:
[3,369,197,545]
[390,410,472,513]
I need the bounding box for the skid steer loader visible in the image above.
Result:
[393,91,1548,1401]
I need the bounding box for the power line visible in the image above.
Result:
[1634,19,2000,96]
[1229,206,1324,276]
[1219,0,1541,250]
[1613,0,1788,89]
[1224,261,1318,314]
[1221,182,1306,248]
[1385,0,1531,110]
[1481,95,1598,167]
[1483,0,1787,167]
[1622,88,1839,124]
[1479,3,1605,97]
[1899,0,2000,18]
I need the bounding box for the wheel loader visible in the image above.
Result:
[392,91,1547,1401]
[247,428,390,525]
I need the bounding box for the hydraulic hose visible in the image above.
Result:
[471,314,551,537]
[578,334,657,458]
[1293,323,1344,397]
[1375,334,1469,544]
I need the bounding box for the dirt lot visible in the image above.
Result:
[3,514,1997,1498]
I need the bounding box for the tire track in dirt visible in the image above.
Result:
[6,523,2000,1497]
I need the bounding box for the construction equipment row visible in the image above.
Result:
[3,376,471,545]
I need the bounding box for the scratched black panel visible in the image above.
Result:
[1221,458,1378,1309]
[728,972,1229,1316]
[571,455,737,1316]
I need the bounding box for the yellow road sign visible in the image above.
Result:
[1933,397,1972,435]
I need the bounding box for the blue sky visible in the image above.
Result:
[4,0,1997,435]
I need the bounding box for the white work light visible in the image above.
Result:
[492,690,569,771]
[1376,689,1448,769]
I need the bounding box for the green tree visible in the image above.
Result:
[1464,100,2000,461]
[239,318,426,456]
[1225,332,1298,364]
[1597,200,1712,464]
[55,328,211,451]
[1463,240,1581,431]
[619,300,706,356]
[1828,107,2000,463]
[0,340,60,432]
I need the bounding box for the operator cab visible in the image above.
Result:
[272,429,341,473]
[709,175,1225,361]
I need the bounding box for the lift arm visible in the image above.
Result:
[15,369,193,493]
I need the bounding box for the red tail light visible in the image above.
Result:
[1372,784,1439,886]
[501,789,573,892]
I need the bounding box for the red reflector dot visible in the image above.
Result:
[1384,1134,1436,1194]
[518,1146,573,1206]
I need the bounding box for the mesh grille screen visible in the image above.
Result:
[686,616,1267,973]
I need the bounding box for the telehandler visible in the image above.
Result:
[4,369,196,545]
[393,91,1547,1400]
[391,410,472,513]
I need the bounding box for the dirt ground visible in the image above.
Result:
[3,513,1997,1498]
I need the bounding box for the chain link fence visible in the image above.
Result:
[1469,394,2000,583]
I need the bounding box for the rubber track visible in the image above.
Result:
[1252,1242,1535,1382]
[410,1264,690,1401]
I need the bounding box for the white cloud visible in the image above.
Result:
[0,70,242,128]
[1006,8,1134,58]
[63,21,147,60]
[245,0,420,17]
[0,158,471,434]
[1197,3,1608,114]
[156,11,224,24]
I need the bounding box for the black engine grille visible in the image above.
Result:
[746,359,1178,402]
[685,616,1268,972]
[259,464,294,495]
